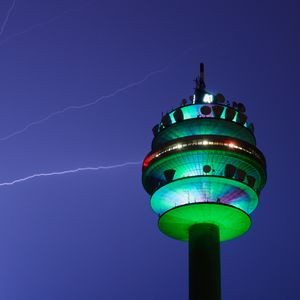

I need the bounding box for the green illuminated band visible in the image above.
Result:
[160,103,250,128]
[158,203,251,242]
[151,176,258,215]
[153,118,256,149]
[143,148,266,195]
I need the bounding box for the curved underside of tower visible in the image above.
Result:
[142,67,267,242]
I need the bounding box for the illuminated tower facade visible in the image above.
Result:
[142,64,267,300]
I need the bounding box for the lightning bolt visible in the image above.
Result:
[0,0,95,47]
[0,67,166,141]
[0,0,16,37]
[0,161,141,187]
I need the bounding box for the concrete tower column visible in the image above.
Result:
[189,223,221,300]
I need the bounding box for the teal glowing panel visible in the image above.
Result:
[153,118,255,148]
[143,150,265,194]
[158,203,251,241]
[151,177,258,215]
[164,104,250,128]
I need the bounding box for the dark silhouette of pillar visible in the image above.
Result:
[189,223,221,300]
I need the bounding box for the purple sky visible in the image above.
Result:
[0,0,298,299]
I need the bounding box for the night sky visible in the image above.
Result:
[0,0,298,299]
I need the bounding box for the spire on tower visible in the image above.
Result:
[199,63,206,91]
[194,62,206,102]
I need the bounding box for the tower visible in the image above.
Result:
[142,64,267,299]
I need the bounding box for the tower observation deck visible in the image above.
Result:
[142,64,267,299]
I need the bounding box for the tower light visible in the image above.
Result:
[142,64,267,300]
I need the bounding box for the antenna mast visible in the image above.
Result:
[199,63,206,91]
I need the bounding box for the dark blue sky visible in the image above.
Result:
[0,0,298,299]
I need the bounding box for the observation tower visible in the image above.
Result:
[142,64,267,300]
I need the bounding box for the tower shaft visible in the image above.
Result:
[189,223,221,300]
[142,64,267,299]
